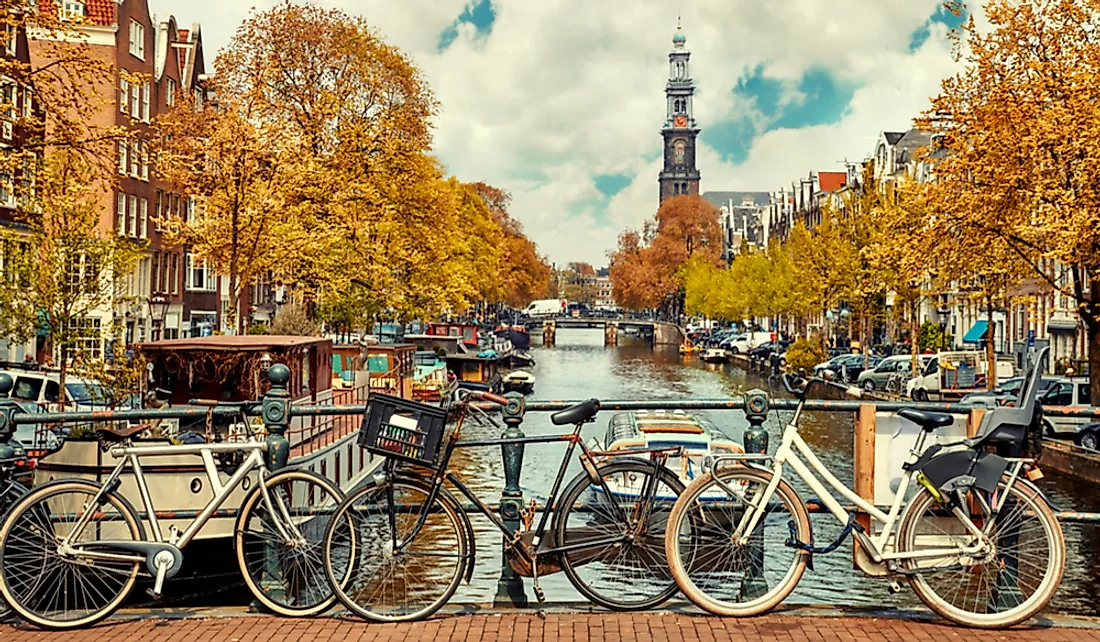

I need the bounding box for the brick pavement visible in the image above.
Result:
[3,612,1100,642]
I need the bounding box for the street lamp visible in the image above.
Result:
[148,295,170,341]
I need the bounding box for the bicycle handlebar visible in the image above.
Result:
[466,390,510,406]
[781,372,810,397]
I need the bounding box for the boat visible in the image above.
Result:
[495,324,531,351]
[412,350,448,402]
[595,410,743,500]
[700,347,730,364]
[678,344,699,355]
[502,370,536,395]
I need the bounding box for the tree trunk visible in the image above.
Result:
[910,298,919,376]
[986,296,996,391]
[229,203,240,335]
[1088,303,1100,407]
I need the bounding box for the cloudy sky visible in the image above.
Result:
[149,0,966,268]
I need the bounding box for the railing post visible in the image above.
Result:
[253,362,291,611]
[740,388,770,599]
[0,374,16,460]
[495,391,529,607]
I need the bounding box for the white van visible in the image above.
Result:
[908,351,1016,401]
[724,332,774,354]
[523,299,567,318]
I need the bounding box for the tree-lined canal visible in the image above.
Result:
[450,329,1100,615]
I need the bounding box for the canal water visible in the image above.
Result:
[449,329,1100,615]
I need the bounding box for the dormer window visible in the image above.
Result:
[60,1,85,21]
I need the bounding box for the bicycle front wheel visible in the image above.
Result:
[323,476,469,622]
[664,465,811,616]
[236,469,347,616]
[555,459,684,610]
[0,479,29,622]
[897,476,1065,628]
[0,481,144,630]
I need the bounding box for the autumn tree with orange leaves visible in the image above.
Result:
[919,0,1100,401]
[471,182,553,308]
[609,195,722,316]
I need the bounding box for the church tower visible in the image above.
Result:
[658,22,701,204]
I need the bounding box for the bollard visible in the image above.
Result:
[740,388,770,599]
[254,363,291,610]
[0,374,16,460]
[495,391,529,607]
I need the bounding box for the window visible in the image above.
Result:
[170,253,179,294]
[0,171,13,208]
[128,195,137,237]
[186,253,216,291]
[139,140,149,180]
[129,140,139,177]
[141,82,150,122]
[22,87,32,119]
[152,252,161,293]
[119,72,129,114]
[65,317,103,361]
[1,80,14,140]
[1078,384,1089,405]
[131,83,140,119]
[139,197,148,239]
[60,2,85,21]
[20,152,36,201]
[4,24,15,56]
[193,88,203,111]
[154,190,163,231]
[118,139,127,174]
[166,78,177,107]
[116,193,126,235]
[1043,383,1073,406]
[129,20,145,60]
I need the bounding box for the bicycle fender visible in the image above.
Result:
[12,477,148,541]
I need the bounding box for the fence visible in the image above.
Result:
[1,365,1099,607]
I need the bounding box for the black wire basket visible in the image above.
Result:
[358,393,448,468]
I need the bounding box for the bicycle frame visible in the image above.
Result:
[60,439,290,560]
[387,405,673,563]
[725,404,1019,565]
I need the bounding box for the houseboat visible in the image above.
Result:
[32,336,384,592]
[412,350,448,402]
[700,347,730,364]
[596,410,743,500]
[502,370,536,395]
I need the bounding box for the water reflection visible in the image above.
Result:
[452,329,1099,615]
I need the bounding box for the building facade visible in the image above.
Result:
[657,24,700,204]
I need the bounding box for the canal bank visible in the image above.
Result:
[3,608,1098,641]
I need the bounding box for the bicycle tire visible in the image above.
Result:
[322,475,470,622]
[897,476,1065,628]
[664,465,811,617]
[235,469,347,617]
[554,459,685,611]
[0,480,144,630]
[0,480,28,622]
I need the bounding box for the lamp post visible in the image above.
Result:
[148,295,170,341]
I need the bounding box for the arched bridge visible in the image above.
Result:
[522,316,684,347]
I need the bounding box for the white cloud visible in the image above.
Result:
[150,0,964,267]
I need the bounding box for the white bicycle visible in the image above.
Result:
[665,347,1064,628]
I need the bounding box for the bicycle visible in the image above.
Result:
[664,347,1064,629]
[0,397,349,629]
[0,435,31,622]
[322,388,686,622]
[884,370,910,395]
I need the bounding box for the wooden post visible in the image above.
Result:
[968,408,984,438]
[853,403,876,569]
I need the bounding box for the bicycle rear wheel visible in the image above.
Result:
[0,479,29,622]
[0,481,144,629]
[897,476,1065,628]
[664,466,810,616]
[323,476,469,622]
[236,469,347,616]
[554,459,684,610]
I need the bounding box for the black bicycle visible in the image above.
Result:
[0,439,31,622]
[322,389,686,621]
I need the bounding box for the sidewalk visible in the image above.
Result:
[4,608,1100,642]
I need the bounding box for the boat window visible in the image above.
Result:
[463,327,475,342]
[12,376,42,402]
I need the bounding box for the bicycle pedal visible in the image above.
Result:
[145,589,162,600]
[533,585,545,602]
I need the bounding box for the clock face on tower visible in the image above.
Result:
[674,115,687,128]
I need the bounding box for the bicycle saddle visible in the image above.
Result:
[551,398,600,426]
[96,423,147,443]
[897,408,953,431]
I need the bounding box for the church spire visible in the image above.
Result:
[658,19,701,204]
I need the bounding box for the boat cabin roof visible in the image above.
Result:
[606,410,737,448]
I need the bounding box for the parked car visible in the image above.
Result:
[815,353,882,383]
[1039,377,1092,437]
[1073,421,1100,451]
[856,354,932,391]
[959,375,1060,408]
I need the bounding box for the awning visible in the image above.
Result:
[1047,316,1080,333]
[962,320,988,344]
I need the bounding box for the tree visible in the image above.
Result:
[0,150,144,405]
[560,262,598,305]
[470,182,553,308]
[156,94,298,335]
[917,0,1100,398]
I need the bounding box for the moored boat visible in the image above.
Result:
[595,410,743,500]
[700,347,730,363]
[501,370,535,395]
